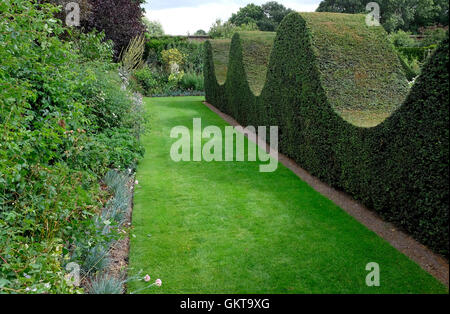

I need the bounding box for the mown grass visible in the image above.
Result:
[128,96,447,294]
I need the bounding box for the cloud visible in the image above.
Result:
[144,0,218,11]
[144,0,320,11]
[145,0,321,35]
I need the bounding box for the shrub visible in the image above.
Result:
[133,67,159,94]
[388,30,417,48]
[144,37,205,75]
[420,26,449,47]
[71,30,115,63]
[81,0,146,59]
[161,48,185,72]
[397,46,437,62]
[204,12,449,256]
[0,0,145,293]
[180,72,205,91]
[397,54,421,81]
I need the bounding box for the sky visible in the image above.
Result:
[143,1,322,35]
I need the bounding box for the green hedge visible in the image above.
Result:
[397,54,419,81]
[397,45,437,62]
[204,12,449,257]
[145,36,204,74]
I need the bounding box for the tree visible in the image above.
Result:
[81,0,145,59]
[143,18,164,36]
[316,0,449,32]
[194,29,207,36]
[260,1,294,31]
[46,0,93,24]
[229,3,265,27]
[316,0,366,13]
[228,2,294,32]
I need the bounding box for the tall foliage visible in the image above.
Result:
[316,0,449,32]
[228,1,294,31]
[204,12,449,256]
[81,0,145,59]
[0,0,144,293]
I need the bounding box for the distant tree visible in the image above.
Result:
[143,18,164,36]
[208,19,258,39]
[229,3,265,27]
[316,0,365,13]
[228,2,293,32]
[316,0,449,32]
[194,29,207,36]
[259,1,294,31]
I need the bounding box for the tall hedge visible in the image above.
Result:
[204,12,449,257]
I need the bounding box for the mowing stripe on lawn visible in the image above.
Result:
[128,96,447,294]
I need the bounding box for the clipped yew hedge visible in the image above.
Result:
[204,12,449,257]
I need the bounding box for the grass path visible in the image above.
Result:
[128,96,446,294]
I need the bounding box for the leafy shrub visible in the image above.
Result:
[180,72,204,91]
[71,30,115,63]
[397,54,421,81]
[388,30,417,48]
[420,26,449,47]
[132,64,205,97]
[181,42,205,74]
[81,0,146,59]
[204,12,449,256]
[161,48,185,72]
[145,37,205,72]
[0,0,145,293]
[397,46,437,63]
[134,67,159,94]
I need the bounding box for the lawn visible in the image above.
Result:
[128,96,446,294]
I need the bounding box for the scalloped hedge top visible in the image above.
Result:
[238,31,276,95]
[210,39,231,85]
[209,13,410,127]
[210,32,276,96]
[204,12,449,257]
[301,12,409,127]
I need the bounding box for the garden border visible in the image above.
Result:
[106,175,135,293]
[203,100,449,287]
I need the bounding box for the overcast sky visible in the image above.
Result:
[143,1,322,35]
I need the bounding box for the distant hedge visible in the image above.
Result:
[204,12,449,256]
[397,45,437,62]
